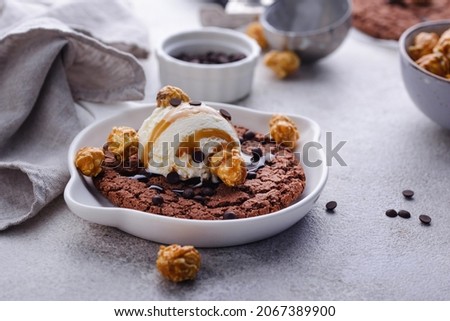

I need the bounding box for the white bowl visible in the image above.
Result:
[64,103,328,247]
[156,27,260,103]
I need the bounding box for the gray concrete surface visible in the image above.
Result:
[1,0,450,300]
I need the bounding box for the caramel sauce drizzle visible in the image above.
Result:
[143,104,238,167]
[176,128,238,157]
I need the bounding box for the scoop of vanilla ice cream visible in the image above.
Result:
[138,102,241,181]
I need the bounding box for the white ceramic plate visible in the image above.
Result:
[64,103,328,247]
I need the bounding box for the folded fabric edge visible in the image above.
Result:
[0,163,47,231]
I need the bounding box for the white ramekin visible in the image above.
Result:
[156,27,260,103]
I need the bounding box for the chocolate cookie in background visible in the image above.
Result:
[352,0,450,41]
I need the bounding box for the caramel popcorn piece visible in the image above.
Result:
[209,147,247,187]
[156,85,190,107]
[269,114,300,150]
[107,126,139,160]
[246,21,268,49]
[75,147,105,177]
[409,32,439,61]
[416,52,450,77]
[264,50,300,79]
[434,37,450,61]
[156,244,201,282]
[438,28,450,44]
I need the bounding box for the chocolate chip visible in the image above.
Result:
[172,189,184,195]
[402,190,414,199]
[388,0,406,7]
[192,150,205,163]
[243,130,256,141]
[252,147,263,158]
[385,209,398,218]
[193,195,205,204]
[103,157,119,168]
[169,98,181,107]
[201,187,214,196]
[419,214,431,225]
[167,171,180,184]
[182,188,195,199]
[219,109,232,121]
[398,209,411,219]
[247,172,257,179]
[148,184,164,192]
[326,201,337,211]
[264,134,276,144]
[223,211,237,220]
[189,100,202,106]
[131,174,149,183]
[251,153,260,163]
[152,195,164,205]
[251,147,263,162]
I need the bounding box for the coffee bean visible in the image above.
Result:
[148,184,164,192]
[174,51,246,64]
[243,130,256,141]
[223,211,237,220]
[169,98,181,107]
[192,150,205,163]
[398,209,411,218]
[247,172,257,179]
[152,195,164,205]
[182,188,195,199]
[201,187,214,196]
[419,214,431,224]
[189,100,202,106]
[219,109,232,121]
[326,201,337,211]
[385,209,398,217]
[402,190,414,199]
[166,171,180,184]
[185,177,201,187]
[229,53,247,62]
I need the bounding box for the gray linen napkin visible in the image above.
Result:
[0,0,149,230]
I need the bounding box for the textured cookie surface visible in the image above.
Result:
[93,126,306,220]
[352,0,450,40]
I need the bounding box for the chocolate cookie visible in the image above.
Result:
[93,127,306,220]
[352,0,450,40]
